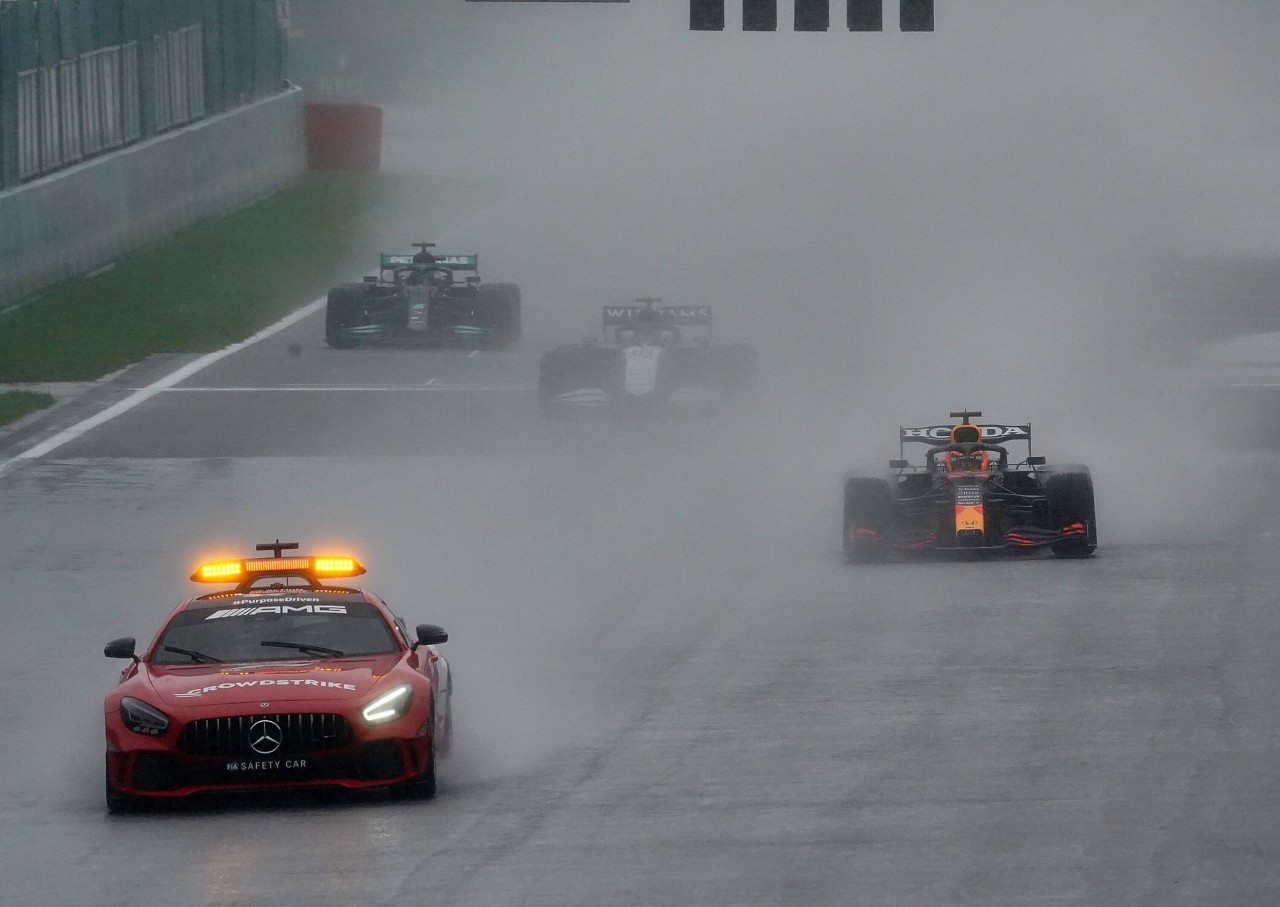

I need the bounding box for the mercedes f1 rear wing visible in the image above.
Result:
[379,252,479,277]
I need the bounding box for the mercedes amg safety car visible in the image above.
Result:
[102,542,452,811]
[842,411,1097,561]
[325,242,520,349]
[538,298,757,415]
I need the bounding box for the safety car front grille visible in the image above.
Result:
[178,713,354,758]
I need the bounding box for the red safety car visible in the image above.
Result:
[102,541,452,812]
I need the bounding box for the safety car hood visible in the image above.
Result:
[146,655,402,707]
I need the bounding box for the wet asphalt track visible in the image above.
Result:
[3,313,1280,906]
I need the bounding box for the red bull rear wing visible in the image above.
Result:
[899,423,1033,460]
[899,423,1032,444]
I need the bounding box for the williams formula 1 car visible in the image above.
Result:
[325,243,520,349]
[102,541,452,810]
[842,411,1097,561]
[538,299,757,415]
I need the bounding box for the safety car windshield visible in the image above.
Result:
[152,600,398,665]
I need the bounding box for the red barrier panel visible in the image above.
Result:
[303,102,383,171]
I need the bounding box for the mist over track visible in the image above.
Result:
[4,2,1280,904]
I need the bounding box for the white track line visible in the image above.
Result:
[0,297,325,479]
[162,384,532,393]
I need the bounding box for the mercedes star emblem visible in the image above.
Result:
[248,718,283,755]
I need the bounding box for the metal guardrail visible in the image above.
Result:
[0,0,286,190]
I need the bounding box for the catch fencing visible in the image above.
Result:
[0,0,286,189]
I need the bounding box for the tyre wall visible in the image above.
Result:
[0,86,305,309]
[304,102,383,172]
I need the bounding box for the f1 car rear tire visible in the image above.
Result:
[390,742,437,800]
[538,344,624,417]
[537,347,607,417]
[479,283,521,349]
[537,353,583,419]
[1045,468,1097,558]
[324,285,366,349]
[537,352,564,417]
[843,476,892,563]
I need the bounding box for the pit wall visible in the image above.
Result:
[0,85,304,308]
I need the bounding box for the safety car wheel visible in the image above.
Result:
[438,709,453,757]
[1046,469,1097,558]
[390,740,437,800]
[843,476,892,563]
[432,681,453,757]
[105,760,144,814]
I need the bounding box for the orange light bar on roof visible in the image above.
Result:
[195,561,244,582]
[312,557,360,576]
[190,555,365,583]
[248,557,311,573]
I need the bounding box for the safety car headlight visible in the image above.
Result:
[120,697,171,736]
[362,684,413,725]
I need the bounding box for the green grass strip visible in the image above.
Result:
[0,171,491,382]
[0,390,55,427]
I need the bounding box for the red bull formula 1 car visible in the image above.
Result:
[842,411,1097,561]
[102,542,452,811]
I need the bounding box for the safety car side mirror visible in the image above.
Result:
[414,624,449,648]
[363,275,378,283]
[104,637,139,661]
[889,459,909,470]
[1026,456,1046,466]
